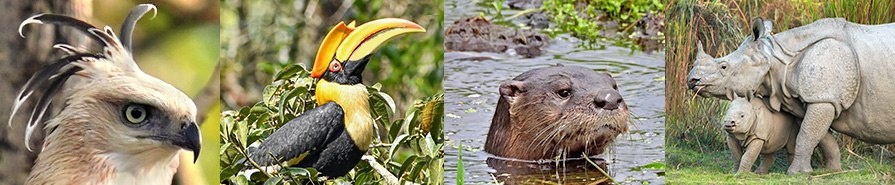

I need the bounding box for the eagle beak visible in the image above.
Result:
[173,122,202,163]
[311,18,425,78]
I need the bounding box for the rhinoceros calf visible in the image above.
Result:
[688,17,895,174]
[724,97,796,174]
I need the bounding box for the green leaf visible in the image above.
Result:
[277,88,292,124]
[282,167,312,178]
[263,176,283,185]
[273,64,304,80]
[220,165,245,182]
[377,92,396,115]
[230,173,251,185]
[409,160,428,180]
[633,162,666,170]
[430,95,444,141]
[389,118,404,141]
[237,120,248,148]
[389,134,410,160]
[464,108,477,113]
[457,140,464,185]
[425,133,436,157]
[397,155,418,181]
[220,143,231,155]
[403,111,417,135]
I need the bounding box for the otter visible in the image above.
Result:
[484,65,629,160]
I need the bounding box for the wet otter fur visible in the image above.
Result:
[485,65,629,160]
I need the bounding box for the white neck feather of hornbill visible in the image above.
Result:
[11,4,201,160]
[310,18,425,150]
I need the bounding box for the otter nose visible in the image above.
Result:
[687,78,700,89]
[595,90,622,110]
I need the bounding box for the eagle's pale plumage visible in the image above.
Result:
[10,4,202,185]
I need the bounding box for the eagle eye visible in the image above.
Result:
[124,104,148,124]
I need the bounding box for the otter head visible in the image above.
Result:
[687,18,776,100]
[723,97,758,134]
[485,65,629,160]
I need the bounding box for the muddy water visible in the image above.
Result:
[444,1,665,184]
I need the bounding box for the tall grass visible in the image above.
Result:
[667,0,895,170]
[666,0,743,150]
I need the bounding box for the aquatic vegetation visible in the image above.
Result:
[541,0,665,51]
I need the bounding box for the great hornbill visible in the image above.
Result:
[240,18,425,177]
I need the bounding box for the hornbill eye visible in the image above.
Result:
[124,104,148,124]
[329,61,342,73]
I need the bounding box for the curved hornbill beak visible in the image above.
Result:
[310,18,425,85]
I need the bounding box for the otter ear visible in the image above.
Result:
[602,71,613,78]
[751,17,764,41]
[499,80,525,98]
[499,80,525,104]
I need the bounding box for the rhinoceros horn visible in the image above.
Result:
[696,40,712,59]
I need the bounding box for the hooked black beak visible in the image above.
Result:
[172,122,201,163]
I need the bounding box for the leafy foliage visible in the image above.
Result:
[220,64,444,184]
[593,0,663,22]
[540,0,664,50]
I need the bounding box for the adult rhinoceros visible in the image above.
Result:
[687,17,895,175]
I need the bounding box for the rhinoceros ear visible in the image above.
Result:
[746,90,755,101]
[763,20,774,37]
[726,88,736,101]
[751,17,764,41]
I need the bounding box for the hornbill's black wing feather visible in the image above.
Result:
[242,102,345,167]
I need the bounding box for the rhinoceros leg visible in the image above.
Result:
[789,103,836,175]
[739,139,764,174]
[727,135,744,173]
[756,153,776,174]
[819,131,842,170]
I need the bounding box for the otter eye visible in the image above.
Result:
[556,89,571,98]
[123,104,148,124]
[329,61,342,73]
